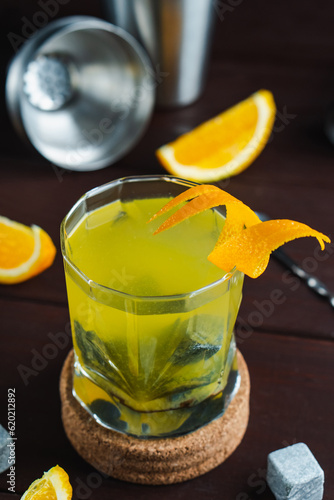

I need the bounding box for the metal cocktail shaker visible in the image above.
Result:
[6,16,155,171]
[102,0,216,107]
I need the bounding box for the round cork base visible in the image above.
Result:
[60,349,250,485]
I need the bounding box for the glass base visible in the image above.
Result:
[72,336,240,439]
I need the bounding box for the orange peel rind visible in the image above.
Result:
[209,219,330,278]
[149,185,261,241]
[150,185,331,279]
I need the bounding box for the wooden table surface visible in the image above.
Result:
[1,1,334,499]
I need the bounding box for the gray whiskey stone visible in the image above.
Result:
[0,424,13,474]
[267,443,324,500]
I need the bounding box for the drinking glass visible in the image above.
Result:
[61,176,244,438]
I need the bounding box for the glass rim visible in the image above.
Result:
[60,174,240,302]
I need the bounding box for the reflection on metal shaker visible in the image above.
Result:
[102,0,216,107]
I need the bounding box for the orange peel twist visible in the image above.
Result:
[149,185,330,279]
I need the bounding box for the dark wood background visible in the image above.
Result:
[0,1,333,499]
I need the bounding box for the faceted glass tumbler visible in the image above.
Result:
[60,176,244,438]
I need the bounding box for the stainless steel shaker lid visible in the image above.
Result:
[6,16,155,171]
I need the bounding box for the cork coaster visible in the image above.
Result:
[60,349,250,485]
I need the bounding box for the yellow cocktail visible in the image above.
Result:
[61,176,244,437]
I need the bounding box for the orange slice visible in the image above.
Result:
[156,90,276,182]
[150,185,331,279]
[0,216,56,284]
[21,465,72,500]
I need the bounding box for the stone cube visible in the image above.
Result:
[0,424,12,474]
[267,443,324,500]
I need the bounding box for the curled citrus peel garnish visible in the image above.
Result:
[209,219,329,278]
[149,185,330,279]
[150,185,261,240]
